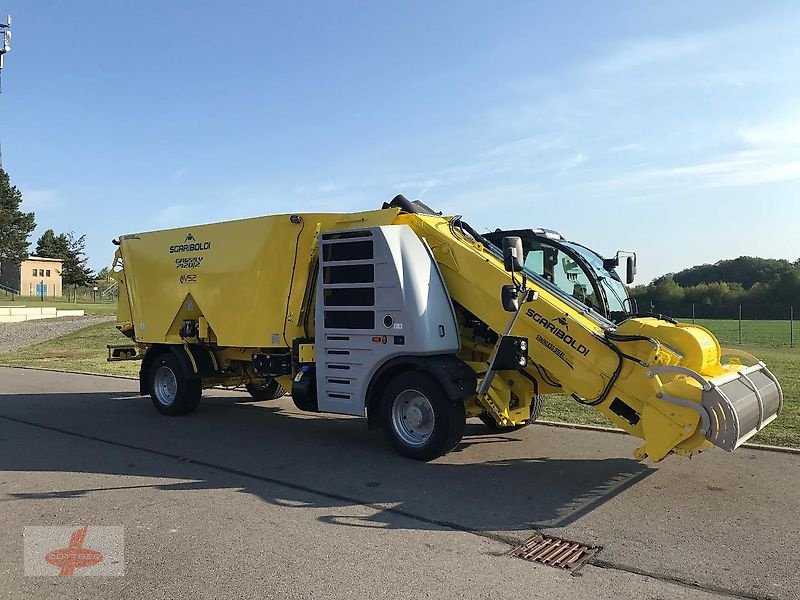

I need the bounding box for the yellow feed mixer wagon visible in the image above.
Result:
[108,195,782,461]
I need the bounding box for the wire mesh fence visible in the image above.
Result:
[0,283,117,304]
[677,305,796,347]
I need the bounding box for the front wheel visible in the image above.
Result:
[380,371,465,461]
[149,353,202,416]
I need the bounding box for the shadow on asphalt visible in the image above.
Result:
[0,390,654,533]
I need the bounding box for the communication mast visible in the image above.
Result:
[0,15,10,91]
[0,15,10,168]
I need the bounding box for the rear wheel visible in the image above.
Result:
[244,379,286,401]
[380,371,465,461]
[149,353,201,416]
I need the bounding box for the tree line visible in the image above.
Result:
[0,167,94,287]
[630,257,800,319]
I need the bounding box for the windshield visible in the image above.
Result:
[479,225,628,323]
[560,241,629,315]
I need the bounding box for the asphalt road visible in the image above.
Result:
[0,366,797,599]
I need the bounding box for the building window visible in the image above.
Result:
[38,269,44,277]
[46,269,51,277]
[32,268,37,276]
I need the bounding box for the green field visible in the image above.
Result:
[0,319,797,448]
[677,318,797,347]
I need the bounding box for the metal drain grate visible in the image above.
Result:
[508,533,601,574]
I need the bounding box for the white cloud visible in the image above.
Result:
[316,182,345,194]
[608,143,640,153]
[588,35,709,75]
[584,12,800,84]
[293,183,347,195]
[590,151,800,193]
[152,203,192,228]
[21,189,59,211]
[738,113,800,148]
[171,165,189,180]
[479,135,566,159]
[556,152,587,175]
[394,178,441,197]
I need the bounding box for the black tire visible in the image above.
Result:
[479,394,544,431]
[244,379,286,402]
[380,371,466,461]
[149,353,202,416]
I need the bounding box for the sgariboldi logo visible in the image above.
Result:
[170,232,211,254]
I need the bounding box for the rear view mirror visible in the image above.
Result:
[502,236,524,273]
[626,255,637,284]
[501,284,519,312]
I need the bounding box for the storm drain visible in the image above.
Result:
[508,533,601,574]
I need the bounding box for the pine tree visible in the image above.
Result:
[35,229,68,258]
[34,228,94,286]
[0,167,36,265]
[60,232,94,286]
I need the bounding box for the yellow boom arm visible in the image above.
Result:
[399,212,782,462]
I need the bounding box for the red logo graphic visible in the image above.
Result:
[44,526,104,576]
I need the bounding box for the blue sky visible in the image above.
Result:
[2,1,799,282]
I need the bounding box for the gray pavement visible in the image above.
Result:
[0,366,797,599]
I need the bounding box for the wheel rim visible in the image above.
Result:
[391,389,435,447]
[154,365,178,406]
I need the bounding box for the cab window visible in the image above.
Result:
[524,243,604,314]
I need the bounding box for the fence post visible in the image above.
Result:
[738,304,742,345]
[791,306,794,348]
[692,302,696,324]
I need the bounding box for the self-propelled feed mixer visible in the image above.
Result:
[109,195,783,461]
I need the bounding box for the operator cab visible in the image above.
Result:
[483,228,636,323]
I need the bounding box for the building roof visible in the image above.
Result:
[25,256,63,263]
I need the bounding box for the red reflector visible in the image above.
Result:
[371,336,387,343]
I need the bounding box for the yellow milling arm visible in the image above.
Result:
[397,213,783,462]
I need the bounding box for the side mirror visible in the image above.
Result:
[501,284,519,312]
[626,255,637,284]
[502,236,524,273]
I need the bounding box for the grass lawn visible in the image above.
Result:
[0,321,138,377]
[0,319,798,448]
[0,297,117,316]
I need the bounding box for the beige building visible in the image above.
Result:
[0,256,63,297]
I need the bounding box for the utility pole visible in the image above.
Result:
[0,15,11,168]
